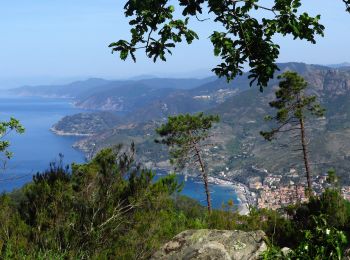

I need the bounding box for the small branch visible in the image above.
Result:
[196,14,210,22]
[146,28,154,48]
[231,0,277,15]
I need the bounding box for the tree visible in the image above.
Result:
[111,0,350,90]
[0,117,24,166]
[155,112,219,213]
[260,71,324,194]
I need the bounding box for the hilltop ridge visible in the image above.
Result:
[9,62,350,185]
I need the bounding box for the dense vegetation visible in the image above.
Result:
[0,142,349,259]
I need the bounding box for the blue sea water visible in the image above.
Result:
[0,96,238,208]
[0,96,86,191]
[156,173,239,209]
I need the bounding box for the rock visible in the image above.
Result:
[281,247,292,256]
[152,229,267,260]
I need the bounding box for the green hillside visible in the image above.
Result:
[63,63,350,185]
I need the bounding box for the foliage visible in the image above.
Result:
[260,188,350,259]
[261,216,348,260]
[108,0,350,90]
[292,189,350,231]
[261,71,324,193]
[344,0,350,12]
[1,144,350,258]
[0,145,202,258]
[261,71,324,141]
[260,244,286,260]
[0,117,24,160]
[156,112,219,212]
[156,112,219,170]
[2,170,350,258]
[288,215,348,259]
[326,168,339,187]
[0,195,29,256]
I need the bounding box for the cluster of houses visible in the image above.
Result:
[249,168,350,210]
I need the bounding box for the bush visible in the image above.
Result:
[288,215,348,259]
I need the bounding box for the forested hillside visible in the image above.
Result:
[40,63,350,185]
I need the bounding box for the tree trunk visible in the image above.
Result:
[194,145,212,213]
[202,171,212,214]
[300,117,312,196]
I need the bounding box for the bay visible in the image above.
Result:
[0,96,238,208]
[0,96,86,191]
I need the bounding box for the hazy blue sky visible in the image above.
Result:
[1,1,350,87]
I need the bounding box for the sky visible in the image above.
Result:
[1,1,350,87]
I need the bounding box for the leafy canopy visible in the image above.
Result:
[111,0,349,90]
[156,112,219,170]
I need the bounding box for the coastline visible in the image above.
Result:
[155,169,252,215]
[233,183,250,215]
[207,176,251,215]
[50,127,94,137]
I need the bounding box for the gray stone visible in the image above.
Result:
[152,229,267,260]
[281,247,292,256]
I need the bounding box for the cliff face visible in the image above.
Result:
[304,69,350,96]
[152,229,267,260]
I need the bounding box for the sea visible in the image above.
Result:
[0,96,238,208]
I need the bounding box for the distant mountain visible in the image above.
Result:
[52,63,335,123]
[9,78,112,99]
[9,77,215,99]
[128,74,158,80]
[12,64,331,118]
[327,62,350,69]
[158,68,214,79]
[207,64,350,183]
[126,77,249,122]
[113,63,332,121]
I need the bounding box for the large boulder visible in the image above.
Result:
[152,229,267,260]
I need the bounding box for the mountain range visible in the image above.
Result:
[9,62,350,185]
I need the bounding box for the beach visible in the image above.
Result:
[208,176,251,215]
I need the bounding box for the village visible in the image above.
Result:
[251,168,350,210]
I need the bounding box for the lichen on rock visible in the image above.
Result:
[152,229,267,260]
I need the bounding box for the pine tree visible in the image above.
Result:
[156,112,219,213]
[261,71,325,194]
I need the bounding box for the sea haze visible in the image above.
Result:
[0,96,238,208]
